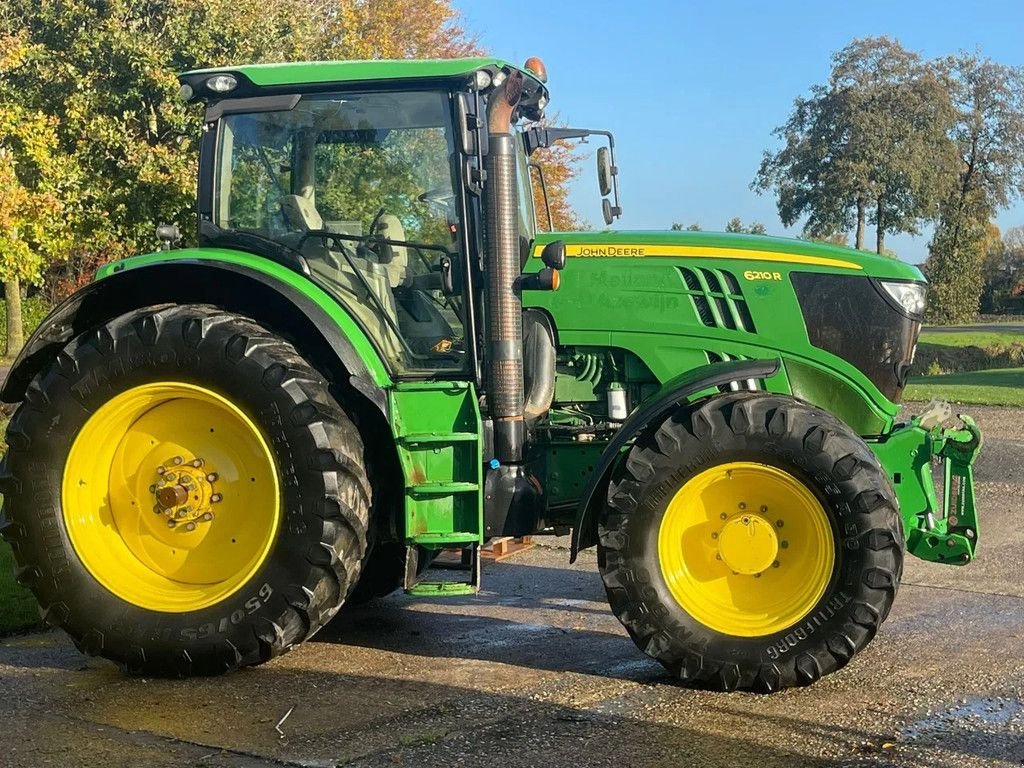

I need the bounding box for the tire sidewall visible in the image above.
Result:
[600,392,903,687]
[6,306,364,670]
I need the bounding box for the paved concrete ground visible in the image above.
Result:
[2,405,1023,768]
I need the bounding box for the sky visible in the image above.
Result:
[455,0,1024,265]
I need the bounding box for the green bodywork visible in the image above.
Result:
[77,58,982,587]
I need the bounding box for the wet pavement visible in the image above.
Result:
[2,405,1023,768]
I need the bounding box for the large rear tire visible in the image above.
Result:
[0,304,371,676]
[598,392,903,692]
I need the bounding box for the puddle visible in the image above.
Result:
[902,696,1024,743]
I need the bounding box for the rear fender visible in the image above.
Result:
[2,254,392,411]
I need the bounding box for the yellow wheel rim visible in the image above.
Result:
[62,383,280,613]
[657,461,834,637]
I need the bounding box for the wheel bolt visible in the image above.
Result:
[153,505,161,514]
[202,512,214,522]
[207,473,218,482]
[715,553,722,560]
[211,494,222,503]
[176,509,187,519]
[738,502,746,510]
[149,484,156,493]
[720,513,727,520]
[172,456,182,465]
[185,522,196,532]
[741,516,750,524]
[772,561,780,568]
[780,540,789,549]
[711,532,718,539]
[167,520,176,528]
[156,466,166,475]
[760,505,768,513]
[753,573,761,578]
[191,459,204,468]
[776,520,784,528]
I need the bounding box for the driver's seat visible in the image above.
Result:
[281,194,324,232]
[374,214,411,287]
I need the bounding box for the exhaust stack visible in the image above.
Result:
[484,70,526,462]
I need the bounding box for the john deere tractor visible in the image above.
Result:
[0,57,982,691]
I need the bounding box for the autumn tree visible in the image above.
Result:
[0,0,584,307]
[754,37,956,253]
[0,32,78,355]
[924,56,1024,323]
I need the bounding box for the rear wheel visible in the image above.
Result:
[598,392,903,691]
[0,304,371,676]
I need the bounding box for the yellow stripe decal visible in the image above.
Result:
[532,243,862,271]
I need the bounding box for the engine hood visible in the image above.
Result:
[531,230,925,282]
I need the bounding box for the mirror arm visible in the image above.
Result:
[528,161,554,232]
[526,125,622,222]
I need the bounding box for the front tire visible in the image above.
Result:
[598,392,903,692]
[0,304,371,676]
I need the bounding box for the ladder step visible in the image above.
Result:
[405,581,478,597]
[398,432,478,444]
[406,481,479,495]
[410,532,479,546]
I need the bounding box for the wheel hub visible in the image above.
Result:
[151,457,221,530]
[717,513,779,575]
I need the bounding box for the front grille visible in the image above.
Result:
[679,267,756,332]
[792,273,921,403]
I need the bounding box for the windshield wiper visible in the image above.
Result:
[199,221,310,275]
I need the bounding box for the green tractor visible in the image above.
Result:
[0,57,982,691]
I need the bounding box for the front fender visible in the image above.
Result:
[2,250,393,413]
[569,357,782,561]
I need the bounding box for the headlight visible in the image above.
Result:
[206,74,238,94]
[879,280,927,319]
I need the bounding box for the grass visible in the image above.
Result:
[0,541,40,635]
[905,367,1024,407]
[919,330,1024,348]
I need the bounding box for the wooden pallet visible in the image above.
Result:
[480,536,534,561]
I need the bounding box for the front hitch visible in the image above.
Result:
[868,402,983,565]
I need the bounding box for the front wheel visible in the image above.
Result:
[598,392,904,692]
[0,304,371,676]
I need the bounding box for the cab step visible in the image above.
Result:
[404,542,480,597]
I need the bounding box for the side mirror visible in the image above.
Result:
[602,199,613,226]
[597,146,613,197]
[156,223,181,251]
[540,240,566,270]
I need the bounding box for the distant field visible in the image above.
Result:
[919,329,1024,348]
[905,367,1024,407]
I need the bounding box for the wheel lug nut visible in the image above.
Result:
[153,505,161,514]
[776,520,784,528]
[172,456,182,465]
[149,484,156,493]
[711,532,718,539]
[754,573,762,578]
[185,522,196,532]
[211,494,222,503]
[760,505,768,513]
[772,561,780,568]
[191,459,204,468]
[207,473,218,482]
[738,502,746,510]
[715,553,722,560]
[202,512,214,522]
[167,520,176,528]
[156,466,166,475]
[780,541,789,549]
[720,513,727,520]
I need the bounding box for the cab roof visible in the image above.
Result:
[181,57,541,89]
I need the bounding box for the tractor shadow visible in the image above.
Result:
[318,560,660,681]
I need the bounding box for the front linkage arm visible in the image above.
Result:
[869,402,983,565]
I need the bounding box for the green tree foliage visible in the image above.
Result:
[924,56,1024,323]
[0,0,583,345]
[978,225,1024,314]
[754,37,956,253]
[724,217,767,235]
[0,32,79,354]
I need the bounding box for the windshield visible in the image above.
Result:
[212,90,466,374]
